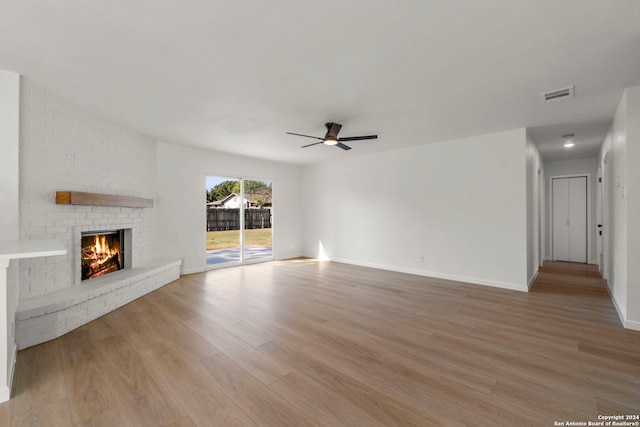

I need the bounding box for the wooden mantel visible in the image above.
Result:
[56,191,153,208]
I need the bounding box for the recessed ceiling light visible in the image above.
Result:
[562,133,575,148]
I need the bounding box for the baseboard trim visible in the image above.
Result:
[605,282,640,330]
[0,385,9,403]
[181,266,205,275]
[624,318,640,331]
[7,345,16,401]
[330,257,528,292]
[275,252,303,261]
[607,285,628,328]
[527,270,539,290]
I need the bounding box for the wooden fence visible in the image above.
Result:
[206,208,272,231]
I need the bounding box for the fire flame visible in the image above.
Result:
[91,235,118,265]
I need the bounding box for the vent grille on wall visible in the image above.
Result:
[541,86,574,103]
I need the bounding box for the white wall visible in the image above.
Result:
[599,85,640,330]
[543,158,598,264]
[0,72,20,241]
[624,85,640,326]
[19,79,157,298]
[302,128,529,291]
[601,92,627,321]
[155,142,303,274]
[0,70,20,403]
[526,130,544,287]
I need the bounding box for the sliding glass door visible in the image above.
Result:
[206,176,241,267]
[243,179,272,261]
[205,175,273,268]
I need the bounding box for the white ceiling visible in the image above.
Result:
[1,1,639,164]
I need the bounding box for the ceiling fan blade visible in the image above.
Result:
[300,141,324,148]
[336,142,351,150]
[286,132,324,141]
[325,122,342,139]
[338,135,378,142]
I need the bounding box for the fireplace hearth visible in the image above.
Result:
[81,230,125,281]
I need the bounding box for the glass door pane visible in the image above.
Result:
[243,179,273,261]
[206,176,241,267]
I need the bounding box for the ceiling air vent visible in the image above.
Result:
[541,86,574,103]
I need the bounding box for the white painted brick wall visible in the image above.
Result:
[19,79,157,299]
[16,260,181,349]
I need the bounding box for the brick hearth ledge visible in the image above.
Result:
[16,259,181,349]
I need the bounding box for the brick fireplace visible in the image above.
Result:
[15,79,180,349]
[18,80,157,299]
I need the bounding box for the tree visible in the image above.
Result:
[206,180,270,203]
[243,180,268,194]
[207,180,237,202]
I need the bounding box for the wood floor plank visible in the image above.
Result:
[147,289,202,322]
[257,340,453,426]
[9,259,640,427]
[490,375,598,420]
[10,340,67,415]
[356,327,498,395]
[268,372,389,427]
[57,329,121,424]
[516,347,640,409]
[190,301,275,347]
[72,404,143,427]
[33,398,72,427]
[296,340,504,426]
[185,315,290,385]
[596,396,640,415]
[76,311,123,341]
[109,309,168,349]
[140,342,255,427]
[168,416,199,427]
[198,353,317,427]
[97,335,186,426]
[9,407,41,427]
[0,400,12,426]
[125,305,221,362]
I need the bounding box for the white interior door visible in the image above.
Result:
[568,177,587,262]
[552,177,587,263]
[552,178,570,260]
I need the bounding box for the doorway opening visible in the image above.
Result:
[551,174,590,263]
[597,153,608,279]
[205,175,273,268]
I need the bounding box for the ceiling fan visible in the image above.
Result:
[287,122,378,151]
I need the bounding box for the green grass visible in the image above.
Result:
[206,228,272,250]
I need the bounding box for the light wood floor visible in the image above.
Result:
[1,259,639,426]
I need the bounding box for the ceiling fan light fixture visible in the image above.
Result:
[287,122,377,151]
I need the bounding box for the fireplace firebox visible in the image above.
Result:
[81,230,125,281]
